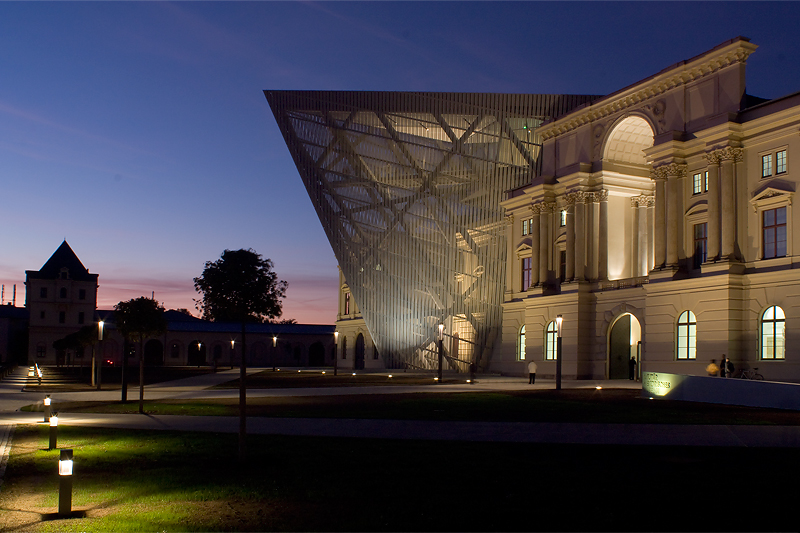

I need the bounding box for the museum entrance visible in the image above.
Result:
[608,313,641,379]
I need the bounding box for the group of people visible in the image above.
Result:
[706,355,735,377]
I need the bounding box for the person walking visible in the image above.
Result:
[528,360,537,384]
[706,359,720,376]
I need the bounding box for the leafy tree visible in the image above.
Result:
[114,297,168,413]
[194,248,288,461]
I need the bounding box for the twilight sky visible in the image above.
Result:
[2,1,800,324]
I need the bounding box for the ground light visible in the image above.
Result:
[49,414,58,450]
[43,395,51,422]
[58,449,73,516]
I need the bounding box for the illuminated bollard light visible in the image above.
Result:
[49,414,59,450]
[58,449,73,516]
[43,395,51,423]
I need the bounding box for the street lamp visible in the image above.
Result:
[230,339,235,370]
[43,395,51,422]
[58,449,73,516]
[556,314,563,391]
[333,331,339,376]
[96,321,104,390]
[272,336,277,372]
[437,324,444,384]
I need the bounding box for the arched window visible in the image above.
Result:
[517,326,526,361]
[545,321,557,360]
[761,306,786,359]
[676,311,697,360]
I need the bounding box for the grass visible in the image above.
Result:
[2,424,797,532]
[48,388,800,426]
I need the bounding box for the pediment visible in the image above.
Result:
[750,186,794,211]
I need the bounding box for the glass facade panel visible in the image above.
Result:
[267,91,597,370]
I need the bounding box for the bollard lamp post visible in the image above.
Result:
[43,395,51,423]
[272,336,277,372]
[58,449,73,516]
[96,320,104,390]
[49,414,59,450]
[556,315,563,391]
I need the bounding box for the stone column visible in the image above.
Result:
[646,195,655,272]
[720,146,743,260]
[587,193,600,280]
[654,163,686,268]
[530,204,540,288]
[574,192,586,281]
[504,214,515,299]
[539,202,553,284]
[631,197,641,277]
[704,151,722,262]
[598,190,609,281]
[565,194,575,281]
[637,196,649,277]
[652,170,667,269]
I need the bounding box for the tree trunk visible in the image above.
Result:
[239,321,247,462]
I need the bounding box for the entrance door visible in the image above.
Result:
[355,333,365,370]
[608,313,641,379]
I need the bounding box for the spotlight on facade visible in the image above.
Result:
[58,449,73,516]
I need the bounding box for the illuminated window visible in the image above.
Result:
[761,306,785,360]
[676,310,696,360]
[762,154,773,178]
[517,325,526,361]
[692,171,708,195]
[560,209,567,227]
[777,150,787,174]
[763,207,787,259]
[693,223,707,269]
[545,321,557,360]
[521,257,532,291]
[522,218,529,236]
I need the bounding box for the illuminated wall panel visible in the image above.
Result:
[266,91,597,370]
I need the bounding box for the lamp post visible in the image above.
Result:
[272,336,277,372]
[43,395,51,423]
[49,414,58,450]
[333,331,339,376]
[230,339,235,370]
[437,324,444,384]
[96,321,104,390]
[556,315,563,391]
[58,449,73,516]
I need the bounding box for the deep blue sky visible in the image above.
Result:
[2,2,799,323]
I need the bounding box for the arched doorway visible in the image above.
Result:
[144,339,164,366]
[608,313,641,379]
[355,333,365,370]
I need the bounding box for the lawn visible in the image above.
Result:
[1,424,796,532]
[47,388,800,426]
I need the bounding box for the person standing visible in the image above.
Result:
[528,360,537,384]
[629,356,637,380]
[720,355,728,378]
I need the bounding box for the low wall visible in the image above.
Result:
[642,372,800,411]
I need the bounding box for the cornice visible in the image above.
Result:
[539,40,757,141]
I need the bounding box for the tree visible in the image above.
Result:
[194,248,288,461]
[114,297,168,413]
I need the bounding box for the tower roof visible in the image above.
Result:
[25,240,98,282]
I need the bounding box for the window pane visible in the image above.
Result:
[762,154,772,177]
[693,173,702,194]
[777,150,787,174]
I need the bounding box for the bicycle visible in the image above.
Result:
[735,367,764,380]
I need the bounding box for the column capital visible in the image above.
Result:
[703,150,724,165]
[719,146,744,162]
[539,201,557,214]
[652,162,687,180]
[630,194,656,208]
[504,214,514,225]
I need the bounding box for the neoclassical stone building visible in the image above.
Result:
[498,37,800,381]
[273,37,800,381]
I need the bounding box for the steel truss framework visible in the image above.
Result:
[266,91,597,370]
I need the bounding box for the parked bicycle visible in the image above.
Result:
[735,367,764,380]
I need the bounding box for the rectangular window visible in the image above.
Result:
[560,210,567,227]
[704,171,708,192]
[762,154,773,178]
[693,223,707,269]
[40,311,45,320]
[78,312,85,325]
[79,289,86,300]
[36,345,46,358]
[521,257,532,291]
[777,149,787,174]
[692,172,709,195]
[522,218,529,236]
[344,292,350,315]
[40,287,47,298]
[58,311,66,324]
[559,250,566,282]
[763,207,787,259]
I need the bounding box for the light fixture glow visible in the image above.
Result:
[50,414,58,427]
